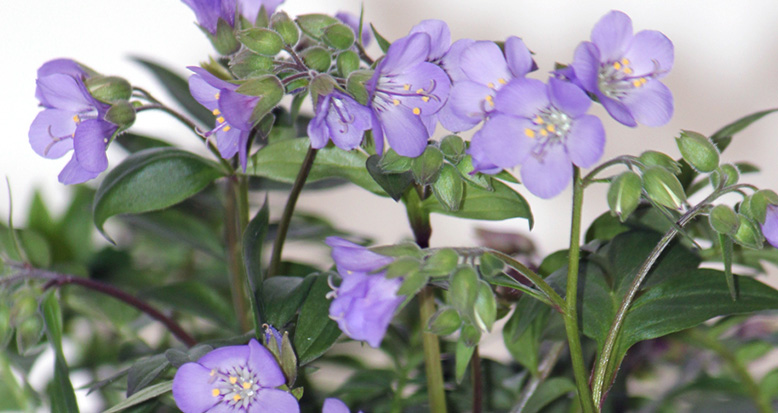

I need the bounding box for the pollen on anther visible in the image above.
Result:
[229,377,238,384]
[415,88,424,94]
[242,382,251,390]
[498,78,507,85]
[212,109,221,116]
[524,128,535,138]
[233,394,242,402]
[210,369,216,376]
[487,82,495,89]
[534,115,544,124]
[632,80,642,88]
[216,116,225,123]
[546,124,556,133]
[72,115,80,123]
[214,92,220,100]
[613,62,622,70]
[412,107,421,115]
[392,99,400,106]
[621,58,630,65]
[422,96,430,102]
[212,389,220,397]
[403,84,411,91]
[540,129,548,137]
[623,67,633,75]
[223,125,232,132]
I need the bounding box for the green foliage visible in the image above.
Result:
[294,274,341,365]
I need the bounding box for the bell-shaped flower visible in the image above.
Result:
[366,32,451,157]
[469,77,605,198]
[571,10,674,127]
[29,59,119,184]
[325,237,403,348]
[172,338,300,413]
[323,398,363,413]
[762,204,778,249]
[188,66,260,170]
[308,90,373,151]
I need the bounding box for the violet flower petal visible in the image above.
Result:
[599,94,637,127]
[571,42,600,92]
[548,77,591,118]
[252,388,301,413]
[247,339,286,388]
[181,0,222,34]
[378,32,430,74]
[520,144,573,199]
[375,104,428,157]
[504,36,534,78]
[762,205,778,249]
[459,41,511,86]
[439,38,475,83]
[621,80,673,127]
[565,114,605,168]
[325,237,393,273]
[219,89,258,131]
[29,109,77,159]
[73,119,113,173]
[623,30,674,77]
[476,114,534,169]
[494,78,549,119]
[172,362,219,413]
[449,81,494,122]
[58,155,100,185]
[197,344,249,370]
[590,10,633,62]
[36,74,94,112]
[409,19,451,62]
[323,398,351,413]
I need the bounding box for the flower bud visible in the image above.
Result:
[105,101,136,130]
[301,46,332,72]
[207,19,241,55]
[411,146,444,185]
[280,331,298,386]
[440,135,466,163]
[308,74,336,104]
[639,150,681,174]
[710,163,740,188]
[676,130,720,173]
[709,204,740,236]
[271,12,299,46]
[322,23,355,50]
[427,307,462,336]
[478,253,504,278]
[85,76,132,103]
[235,75,284,122]
[474,281,497,332]
[733,214,764,249]
[607,171,642,222]
[386,256,421,279]
[431,164,464,212]
[642,166,686,210]
[422,248,459,276]
[378,149,412,173]
[346,70,372,105]
[336,50,360,77]
[237,28,284,56]
[449,266,479,319]
[749,190,778,223]
[296,14,340,40]
[460,324,481,347]
[230,50,274,79]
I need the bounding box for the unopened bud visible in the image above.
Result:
[237,28,284,56]
[322,23,355,50]
[301,46,332,72]
[411,146,444,185]
[271,12,299,46]
[230,50,274,79]
[431,164,464,212]
[235,75,284,122]
[422,248,459,276]
[474,281,497,332]
[676,130,720,173]
[710,163,740,188]
[309,74,336,104]
[639,150,681,174]
[280,331,297,386]
[607,171,642,222]
[440,135,466,163]
[748,190,778,223]
[733,215,764,249]
[449,266,479,319]
[296,14,340,40]
[346,70,372,105]
[709,204,740,236]
[105,101,136,130]
[427,307,462,336]
[207,19,241,55]
[460,324,481,347]
[336,50,360,77]
[478,253,504,278]
[643,166,686,210]
[86,76,132,103]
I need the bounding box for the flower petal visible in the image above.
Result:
[571,42,601,93]
[375,104,428,158]
[390,62,451,114]
[323,398,351,413]
[219,89,259,131]
[520,144,573,199]
[326,94,373,150]
[379,32,430,74]
[590,10,633,62]
[762,205,778,249]
[188,66,237,91]
[409,19,451,61]
[307,96,330,149]
[247,339,286,388]
[215,125,243,160]
[494,78,549,119]
[172,362,220,413]
[188,74,221,111]
[565,114,605,168]
[37,59,87,79]
[504,36,534,78]
[73,119,113,173]
[449,81,494,122]
[467,133,502,174]
[475,114,534,169]
[437,100,479,133]
[624,30,674,77]
[181,0,221,34]
[622,80,673,127]
[251,389,300,413]
[197,344,249,370]
[439,38,475,82]
[58,155,100,185]
[29,109,76,159]
[36,74,94,112]
[548,77,591,118]
[599,94,637,127]
[326,237,394,273]
[460,41,511,86]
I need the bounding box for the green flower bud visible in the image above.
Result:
[709,204,740,236]
[642,166,686,210]
[478,253,504,278]
[301,46,332,72]
[336,50,360,78]
[308,74,336,105]
[431,164,464,212]
[346,70,372,105]
[411,146,444,185]
[733,214,764,249]
[397,269,429,297]
[86,76,132,103]
[748,190,778,223]
[235,75,284,123]
[280,331,297,386]
[427,307,462,336]
[296,14,340,40]
[422,248,459,276]
[105,101,136,130]
[207,19,241,55]
[676,130,720,173]
[322,23,355,50]
[386,256,421,279]
[230,50,274,79]
[710,163,740,188]
[474,281,497,332]
[378,149,412,173]
[449,266,479,319]
[440,135,466,163]
[639,150,681,174]
[460,323,481,347]
[237,28,284,56]
[271,12,299,46]
[607,171,642,222]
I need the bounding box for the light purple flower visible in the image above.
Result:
[335,11,372,46]
[571,10,674,127]
[325,237,403,348]
[762,205,778,249]
[323,398,363,413]
[188,66,259,170]
[29,59,118,185]
[308,90,373,151]
[366,32,451,157]
[446,37,536,132]
[238,0,284,24]
[172,339,300,413]
[470,77,605,199]
[182,0,283,34]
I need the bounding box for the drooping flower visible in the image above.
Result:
[325,237,403,348]
[308,90,373,151]
[29,59,119,185]
[172,339,300,413]
[335,11,372,46]
[366,32,451,157]
[762,205,778,248]
[323,398,363,413]
[446,36,536,131]
[571,10,674,127]
[188,66,260,170]
[470,77,605,198]
[182,0,283,34]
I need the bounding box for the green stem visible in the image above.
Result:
[472,346,483,413]
[225,178,250,332]
[267,147,318,278]
[487,250,566,313]
[581,155,643,188]
[563,168,597,413]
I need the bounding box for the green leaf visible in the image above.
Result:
[102,380,172,413]
[294,274,341,365]
[523,377,576,413]
[455,338,475,384]
[431,164,464,211]
[140,281,235,329]
[93,148,225,241]
[132,58,214,126]
[248,138,383,195]
[710,108,778,152]
[423,179,533,226]
[121,209,223,257]
[114,133,173,154]
[262,275,316,327]
[41,292,79,413]
[365,154,413,201]
[243,200,270,329]
[369,23,391,53]
[126,354,169,396]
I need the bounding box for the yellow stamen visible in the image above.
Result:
[216,116,225,123]
[613,62,622,70]
[72,115,80,123]
[540,129,548,137]
[415,88,424,94]
[498,78,507,85]
[534,115,544,124]
[546,124,556,133]
[212,109,221,116]
[393,99,400,106]
[621,58,630,65]
[422,96,430,102]
[233,394,242,402]
[212,389,220,397]
[412,107,421,115]
[623,67,633,75]
[640,78,648,85]
[403,84,411,91]
[485,95,494,106]
[210,369,216,376]
[223,125,232,132]
[487,82,495,89]
[229,377,238,384]
[214,92,220,100]
[632,80,642,88]
[242,382,251,390]
[524,128,535,138]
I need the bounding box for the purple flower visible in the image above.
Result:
[446,37,536,132]
[29,59,118,185]
[571,10,674,127]
[323,398,363,413]
[325,237,403,348]
[762,205,778,248]
[238,0,284,24]
[188,66,260,170]
[308,90,373,151]
[366,32,451,157]
[470,77,605,198]
[182,0,283,34]
[172,339,300,413]
[335,11,372,46]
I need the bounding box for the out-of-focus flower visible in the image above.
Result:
[182,0,284,34]
[238,0,284,24]
[308,90,373,151]
[571,10,674,127]
[172,339,299,413]
[323,397,363,413]
[762,204,778,248]
[335,11,372,46]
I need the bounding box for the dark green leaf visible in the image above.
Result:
[121,209,223,257]
[365,155,413,201]
[423,179,533,226]
[431,164,464,211]
[102,380,172,413]
[93,148,225,241]
[126,354,169,396]
[262,275,316,327]
[243,200,270,329]
[114,133,173,154]
[41,292,79,413]
[710,108,778,152]
[294,274,341,365]
[132,58,214,126]
[140,281,235,329]
[522,377,576,413]
[455,338,475,384]
[369,23,391,53]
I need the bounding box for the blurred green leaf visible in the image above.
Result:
[41,292,79,413]
[262,275,315,328]
[141,281,235,329]
[243,200,270,330]
[710,108,778,152]
[102,380,172,413]
[522,377,576,413]
[294,274,341,365]
[133,58,214,126]
[126,354,169,396]
[122,209,223,258]
[423,179,532,226]
[114,133,173,154]
[365,155,413,201]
